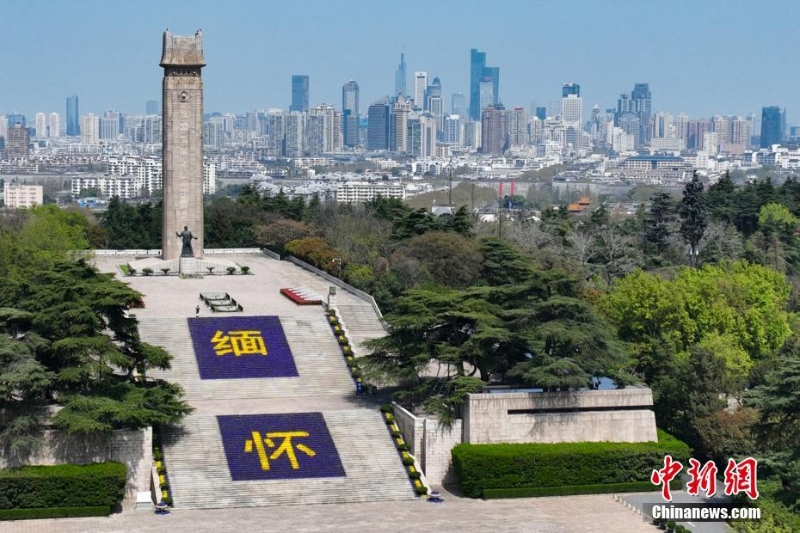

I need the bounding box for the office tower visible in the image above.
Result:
[413,72,428,109]
[6,124,30,159]
[443,115,462,146]
[469,48,487,120]
[407,115,436,158]
[686,119,708,150]
[48,112,60,138]
[146,99,160,115]
[395,52,407,97]
[429,95,443,133]
[66,95,80,135]
[7,114,26,128]
[426,77,442,110]
[451,93,466,117]
[35,113,47,138]
[535,107,547,121]
[367,100,391,151]
[479,78,494,114]
[631,83,651,146]
[508,107,528,146]
[482,66,500,107]
[392,96,411,152]
[290,75,309,113]
[561,93,582,123]
[80,113,99,144]
[481,105,507,155]
[562,83,580,97]
[760,106,785,148]
[342,80,360,147]
[342,80,359,116]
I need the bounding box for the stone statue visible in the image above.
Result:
[176,226,197,257]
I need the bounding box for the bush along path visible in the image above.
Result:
[153,427,173,507]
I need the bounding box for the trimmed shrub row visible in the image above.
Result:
[483,479,682,499]
[452,430,690,498]
[0,506,110,521]
[0,463,126,510]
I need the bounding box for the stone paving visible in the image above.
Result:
[2,491,659,533]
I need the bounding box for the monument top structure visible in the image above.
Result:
[160,30,206,68]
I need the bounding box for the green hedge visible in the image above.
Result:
[0,506,110,521]
[0,462,126,510]
[483,479,682,499]
[452,430,690,498]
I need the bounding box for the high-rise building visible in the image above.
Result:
[535,107,547,121]
[342,80,359,116]
[80,113,99,145]
[469,48,487,120]
[342,80,360,148]
[35,113,47,139]
[413,72,428,110]
[48,112,60,138]
[367,100,391,151]
[482,66,500,107]
[479,78,494,115]
[7,114,26,128]
[100,110,120,140]
[480,105,507,155]
[0,115,7,143]
[290,75,309,113]
[146,99,160,115]
[395,52,407,97]
[425,77,441,110]
[391,96,411,152]
[631,83,651,146]
[562,83,580,97]
[760,106,785,148]
[284,111,305,156]
[561,93,582,123]
[508,107,528,146]
[443,115,462,146]
[6,124,30,159]
[66,95,80,136]
[451,93,466,117]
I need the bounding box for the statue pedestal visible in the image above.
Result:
[179,257,199,275]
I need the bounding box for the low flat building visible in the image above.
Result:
[335,181,406,203]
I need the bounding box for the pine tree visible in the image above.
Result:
[679,171,707,266]
[646,192,675,261]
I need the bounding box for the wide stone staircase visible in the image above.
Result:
[138,304,416,509]
[335,302,386,358]
[161,411,413,509]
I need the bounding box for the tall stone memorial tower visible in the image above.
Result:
[160,30,205,260]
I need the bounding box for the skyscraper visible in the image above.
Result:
[451,93,466,117]
[80,113,99,145]
[562,83,580,97]
[48,112,60,138]
[480,105,507,155]
[290,75,309,113]
[342,80,360,148]
[367,100,391,151]
[6,124,30,159]
[413,72,428,109]
[482,66,500,107]
[66,95,80,136]
[35,113,47,139]
[631,83,651,146]
[146,99,160,115]
[479,78,494,115]
[426,77,442,111]
[760,106,785,148]
[395,52,407,97]
[469,48,487,120]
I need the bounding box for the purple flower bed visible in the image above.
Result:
[217,413,346,481]
[188,316,299,379]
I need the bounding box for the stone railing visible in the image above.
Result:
[89,248,263,256]
[283,255,385,323]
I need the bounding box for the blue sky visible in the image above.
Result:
[1,0,798,123]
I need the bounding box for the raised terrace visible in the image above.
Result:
[93,252,413,509]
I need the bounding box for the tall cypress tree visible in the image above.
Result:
[679,171,707,267]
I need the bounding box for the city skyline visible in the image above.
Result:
[0,1,798,123]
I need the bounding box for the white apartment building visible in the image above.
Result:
[413,72,428,109]
[48,112,60,138]
[35,113,47,139]
[3,183,43,208]
[335,182,406,204]
[80,114,99,145]
[72,157,217,198]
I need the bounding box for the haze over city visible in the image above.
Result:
[1,0,798,122]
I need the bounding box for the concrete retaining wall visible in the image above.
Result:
[392,404,462,485]
[462,387,657,444]
[0,428,152,498]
